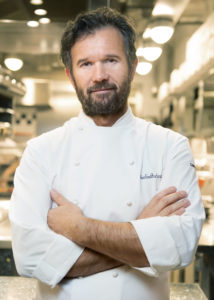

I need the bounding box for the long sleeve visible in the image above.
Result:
[9,141,84,287]
[131,135,205,276]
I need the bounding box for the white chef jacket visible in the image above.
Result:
[9,107,205,300]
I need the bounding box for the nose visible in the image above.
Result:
[92,62,109,82]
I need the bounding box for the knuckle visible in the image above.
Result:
[178,191,187,198]
[162,197,169,207]
[181,199,186,206]
[165,206,172,215]
[173,192,180,199]
[175,208,185,216]
[168,206,173,214]
[172,192,183,201]
[153,193,161,202]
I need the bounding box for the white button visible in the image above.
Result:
[129,161,135,166]
[74,162,80,166]
[112,272,119,278]
[127,202,132,207]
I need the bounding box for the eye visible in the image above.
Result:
[105,58,117,64]
[81,61,92,67]
[109,58,116,63]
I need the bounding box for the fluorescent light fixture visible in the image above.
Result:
[39,17,50,24]
[150,17,174,44]
[34,9,47,16]
[4,58,23,71]
[30,0,43,4]
[136,61,152,76]
[0,19,14,23]
[27,20,39,27]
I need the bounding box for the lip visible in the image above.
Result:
[91,88,114,93]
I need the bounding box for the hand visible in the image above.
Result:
[138,186,190,219]
[47,190,85,241]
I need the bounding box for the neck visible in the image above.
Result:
[89,104,128,127]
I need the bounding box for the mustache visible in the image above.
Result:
[87,82,117,93]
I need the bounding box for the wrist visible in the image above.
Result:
[70,215,89,245]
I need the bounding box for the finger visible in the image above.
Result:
[160,198,190,216]
[50,189,69,206]
[157,190,188,212]
[152,186,177,203]
[170,207,186,216]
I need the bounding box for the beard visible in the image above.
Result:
[73,76,131,117]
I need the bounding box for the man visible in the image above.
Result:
[9,7,205,300]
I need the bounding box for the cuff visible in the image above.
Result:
[33,234,84,287]
[130,217,180,274]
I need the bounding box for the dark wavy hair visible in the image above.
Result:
[60,7,136,72]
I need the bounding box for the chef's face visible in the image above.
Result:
[67,26,136,116]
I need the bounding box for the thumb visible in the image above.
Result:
[50,189,69,206]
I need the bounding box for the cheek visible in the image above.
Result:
[73,72,90,91]
[111,71,129,87]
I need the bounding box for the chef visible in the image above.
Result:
[9,7,205,300]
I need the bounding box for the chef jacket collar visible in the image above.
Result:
[78,106,134,128]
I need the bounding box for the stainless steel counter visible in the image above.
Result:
[0,277,208,299]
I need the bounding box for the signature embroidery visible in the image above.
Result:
[140,173,162,180]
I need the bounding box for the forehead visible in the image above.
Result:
[71,26,127,62]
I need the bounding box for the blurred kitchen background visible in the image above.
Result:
[0,0,214,299]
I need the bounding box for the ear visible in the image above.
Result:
[130,58,138,81]
[65,68,75,90]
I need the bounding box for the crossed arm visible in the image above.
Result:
[47,187,190,278]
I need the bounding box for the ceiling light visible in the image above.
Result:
[142,47,162,61]
[34,9,47,16]
[209,68,214,76]
[30,0,43,4]
[136,47,144,57]
[136,61,152,76]
[137,39,162,62]
[152,4,174,17]
[27,20,39,27]
[137,46,162,62]
[39,17,51,24]
[4,58,23,72]
[1,19,14,23]
[142,28,151,39]
[150,17,174,44]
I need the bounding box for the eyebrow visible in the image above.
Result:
[76,54,121,66]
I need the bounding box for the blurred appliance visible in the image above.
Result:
[0,138,24,197]
[191,137,214,220]
[0,66,25,137]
